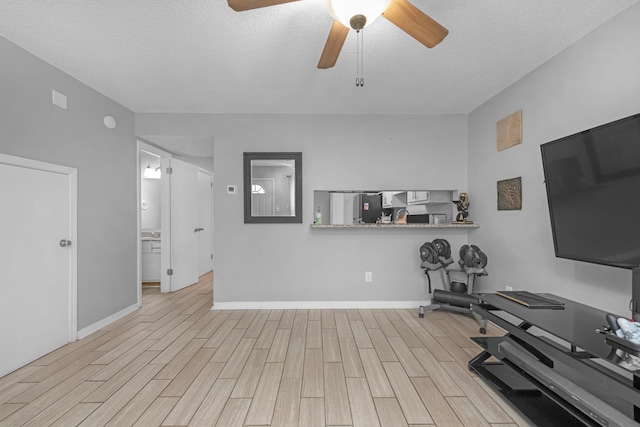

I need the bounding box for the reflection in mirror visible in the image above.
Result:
[251,159,294,216]
[313,190,455,225]
[244,153,302,223]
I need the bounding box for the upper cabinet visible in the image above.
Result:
[381,191,407,208]
[406,191,429,204]
[407,190,453,205]
[383,190,453,206]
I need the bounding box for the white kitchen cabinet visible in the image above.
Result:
[407,191,430,204]
[330,192,346,224]
[381,191,407,208]
[406,190,454,205]
[141,240,161,282]
[382,192,393,208]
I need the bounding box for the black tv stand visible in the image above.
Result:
[470,293,640,426]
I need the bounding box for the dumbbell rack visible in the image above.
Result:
[418,265,488,334]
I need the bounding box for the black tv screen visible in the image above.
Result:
[541,113,640,269]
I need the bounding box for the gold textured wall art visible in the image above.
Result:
[496,110,522,151]
[497,177,522,210]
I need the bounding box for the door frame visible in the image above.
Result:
[0,153,78,341]
[136,141,171,306]
[197,168,214,277]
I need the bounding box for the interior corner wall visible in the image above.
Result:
[0,36,138,329]
[135,113,470,304]
[467,3,640,315]
[174,156,213,173]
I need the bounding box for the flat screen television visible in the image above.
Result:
[541,113,640,318]
[541,113,640,269]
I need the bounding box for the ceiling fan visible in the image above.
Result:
[227,0,448,69]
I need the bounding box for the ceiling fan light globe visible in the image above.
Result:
[326,0,390,29]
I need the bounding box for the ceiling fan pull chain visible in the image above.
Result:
[360,29,364,87]
[356,29,364,87]
[355,29,360,86]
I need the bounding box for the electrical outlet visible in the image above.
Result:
[365,272,373,282]
[506,285,513,291]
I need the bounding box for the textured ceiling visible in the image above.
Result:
[0,0,639,116]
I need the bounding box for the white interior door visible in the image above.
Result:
[0,155,76,377]
[197,170,213,277]
[251,178,275,216]
[161,158,199,292]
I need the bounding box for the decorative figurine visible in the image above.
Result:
[453,192,472,224]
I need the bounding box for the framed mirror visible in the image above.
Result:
[244,152,302,223]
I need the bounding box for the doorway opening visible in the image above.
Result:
[137,141,171,307]
[136,140,214,307]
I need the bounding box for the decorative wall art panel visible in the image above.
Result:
[497,177,522,210]
[497,110,522,151]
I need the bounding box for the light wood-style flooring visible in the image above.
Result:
[0,272,529,426]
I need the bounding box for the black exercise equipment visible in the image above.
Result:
[419,240,454,293]
[418,240,488,334]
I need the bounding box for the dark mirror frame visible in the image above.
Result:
[243,152,302,224]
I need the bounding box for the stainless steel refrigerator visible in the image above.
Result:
[353,193,383,223]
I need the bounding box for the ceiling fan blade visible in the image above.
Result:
[382,0,448,48]
[227,0,300,12]
[317,20,349,69]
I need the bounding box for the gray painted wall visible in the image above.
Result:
[0,36,138,329]
[468,3,640,316]
[5,0,636,326]
[175,155,213,173]
[136,113,472,303]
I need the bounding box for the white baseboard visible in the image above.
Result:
[77,303,139,339]
[211,300,431,310]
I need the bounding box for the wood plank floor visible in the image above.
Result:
[0,272,530,426]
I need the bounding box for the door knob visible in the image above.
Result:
[194,227,204,232]
[59,239,72,247]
